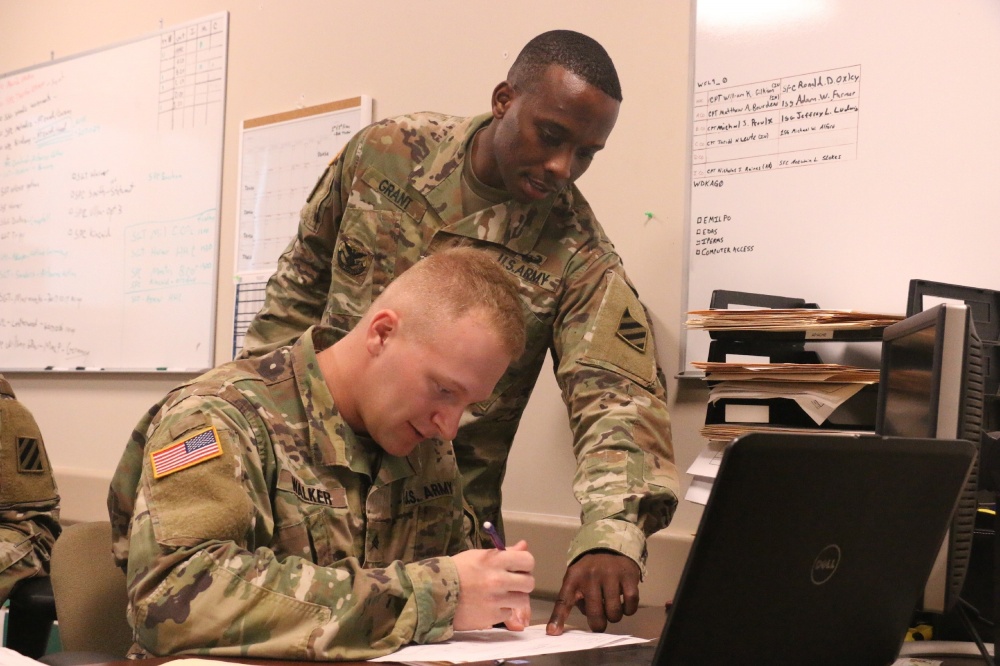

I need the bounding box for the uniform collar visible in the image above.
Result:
[410,113,560,256]
[291,326,374,476]
[292,326,415,483]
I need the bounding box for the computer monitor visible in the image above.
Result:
[876,303,985,613]
[907,279,1000,493]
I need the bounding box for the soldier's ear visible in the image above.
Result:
[492,81,515,119]
[366,309,399,356]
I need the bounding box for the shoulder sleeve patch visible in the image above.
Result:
[582,272,657,386]
[149,426,223,479]
[0,398,58,505]
[145,419,253,546]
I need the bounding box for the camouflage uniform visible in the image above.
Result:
[0,375,61,604]
[241,112,679,573]
[108,326,465,659]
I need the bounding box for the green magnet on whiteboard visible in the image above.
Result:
[644,212,654,219]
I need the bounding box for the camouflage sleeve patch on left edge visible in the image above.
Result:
[581,272,657,387]
[0,394,58,507]
[144,413,253,548]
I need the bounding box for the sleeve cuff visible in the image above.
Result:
[408,556,461,645]
[566,519,649,579]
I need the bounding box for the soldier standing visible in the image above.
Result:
[239,29,680,634]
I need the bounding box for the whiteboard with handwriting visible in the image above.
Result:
[683,0,1000,371]
[0,13,227,371]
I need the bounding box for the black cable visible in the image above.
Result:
[956,599,996,666]
[960,596,997,629]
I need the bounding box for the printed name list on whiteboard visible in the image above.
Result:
[0,12,228,371]
[232,97,372,357]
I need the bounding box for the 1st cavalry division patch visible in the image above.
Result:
[150,426,223,479]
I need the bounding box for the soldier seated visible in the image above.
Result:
[108,248,535,660]
[0,374,61,606]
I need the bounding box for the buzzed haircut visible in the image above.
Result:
[508,29,622,102]
[374,247,526,359]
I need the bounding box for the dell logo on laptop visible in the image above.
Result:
[811,544,842,585]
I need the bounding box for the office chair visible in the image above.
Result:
[5,576,56,658]
[43,521,132,664]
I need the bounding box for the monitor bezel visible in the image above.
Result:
[876,303,969,441]
[876,302,981,614]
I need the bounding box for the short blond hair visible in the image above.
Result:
[372,247,526,359]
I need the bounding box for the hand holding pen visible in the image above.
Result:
[450,522,534,631]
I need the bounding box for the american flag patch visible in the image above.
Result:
[150,426,223,479]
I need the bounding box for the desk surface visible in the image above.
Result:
[77,605,993,666]
[74,605,665,666]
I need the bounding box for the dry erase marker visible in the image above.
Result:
[482,521,505,550]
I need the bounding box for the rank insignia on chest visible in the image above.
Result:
[150,426,223,479]
[616,307,649,353]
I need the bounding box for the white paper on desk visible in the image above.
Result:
[0,648,44,666]
[369,624,648,663]
[165,657,258,666]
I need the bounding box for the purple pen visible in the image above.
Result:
[482,521,506,550]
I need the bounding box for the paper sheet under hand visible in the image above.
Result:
[369,624,648,663]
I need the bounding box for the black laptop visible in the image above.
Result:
[653,431,975,666]
[478,432,975,666]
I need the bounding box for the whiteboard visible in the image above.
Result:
[682,0,1000,372]
[0,13,227,371]
[231,97,371,357]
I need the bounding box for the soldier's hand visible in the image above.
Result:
[546,551,640,635]
[453,540,535,631]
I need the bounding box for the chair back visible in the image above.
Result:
[48,521,132,656]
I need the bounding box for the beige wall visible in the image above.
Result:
[0,0,710,603]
